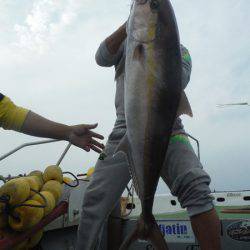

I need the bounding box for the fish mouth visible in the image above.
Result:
[129,0,158,44]
[130,16,157,43]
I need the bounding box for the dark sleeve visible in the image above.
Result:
[95,40,124,67]
[180,45,192,89]
[0,93,4,102]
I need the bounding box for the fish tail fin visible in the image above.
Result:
[148,222,169,250]
[119,227,140,250]
[119,216,169,250]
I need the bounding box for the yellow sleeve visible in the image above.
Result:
[0,96,29,131]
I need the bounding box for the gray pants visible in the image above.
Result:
[76,133,213,250]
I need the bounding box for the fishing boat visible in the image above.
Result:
[0,140,250,250]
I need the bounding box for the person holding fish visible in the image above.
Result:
[0,93,104,152]
[77,1,221,249]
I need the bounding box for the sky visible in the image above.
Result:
[0,0,250,194]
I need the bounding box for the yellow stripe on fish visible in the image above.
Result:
[146,25,157,104]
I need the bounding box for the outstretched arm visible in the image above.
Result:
[21,112,104,153]
[0,95,104,153]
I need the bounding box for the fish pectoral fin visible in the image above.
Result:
[177,91,193,117]
[133,44,145,62]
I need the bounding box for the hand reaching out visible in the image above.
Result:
[68,123,104,153]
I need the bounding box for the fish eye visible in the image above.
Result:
[150,0,160,10]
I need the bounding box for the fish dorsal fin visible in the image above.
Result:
[177,91,193,117]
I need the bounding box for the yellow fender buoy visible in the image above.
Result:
[32,191,55,216]
[9,200,44,231]
[0,202,5,213]
[0,178,30,205]
[20,177,40,197]
[0,213,8,229]
[87,167,95,178]
[28,170,44,189]
[43,165,63,184]
[63,176,73,185]
[41,180,62,204]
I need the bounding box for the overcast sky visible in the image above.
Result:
[1,0,250,194]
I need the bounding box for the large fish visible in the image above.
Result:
[116,0,192,249]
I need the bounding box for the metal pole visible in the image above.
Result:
[0,139,59,162]
[56,143,72,166]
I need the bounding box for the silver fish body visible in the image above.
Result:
[118,0,188,249]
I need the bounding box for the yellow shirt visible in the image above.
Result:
[0,94,29,131]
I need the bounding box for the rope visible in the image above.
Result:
[12,188,47,209]
[62,171,80,187]
[0,194,10,205]
[122,182,135,218]
[1,188,47,222]
[0,188,47,220]
[109,182,136,220]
